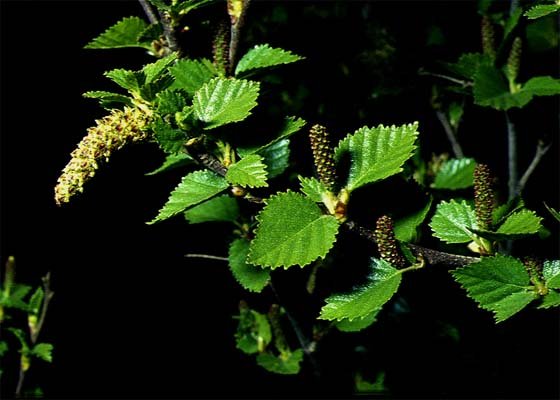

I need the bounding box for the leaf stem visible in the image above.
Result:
[435,110,464,159]
[505,111,517,201]
[184,254,229,262]
[418,69,473,87]
[516,140,551,196]
[138,0,159,25]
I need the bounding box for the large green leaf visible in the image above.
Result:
[394,197,432,242]
[84,17,151,50]
[192,77,260,129]
[335,308,380,332]
[335,123,419,192]
[320,259,402,321]
[432,158,476,190]
[226,155,268,188]
[235,44,304,76]
[525,4,560,19]
[184,195,239,224]
[248,192,339,269]
[543,260,560,289]
[169,59,217,96]
[235,307,272,354]
[256,349,304,375]
[148,170,228,224]
[451,255,536,322]
[496,209,543,236]
[228,238,270,292]
[430,200,478,243]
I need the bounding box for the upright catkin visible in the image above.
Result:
[309,124,337,190]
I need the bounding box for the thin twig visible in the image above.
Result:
[418,69,473,87]
[505,111,517,200]
[435,110,464,159]
[138,0,159,25]
[228,0,251,75]
[184,254,229,262]
[516,140,551,196]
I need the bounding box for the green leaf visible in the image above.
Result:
[148,170,228,224]
[544,203,560,223]
[394,197,433,242]
[320,259,402,321]
[527,16,559,52]
[8,328,29,352]
[503,7,523,39]
[170,59,217,96]
[145,153,193,176]
[451,255,536,322]
[235,44,304,76]
[496,209,543,236]
[0,341,8,357]
[430,200,478,243]
[226,155,268,188]
[239,116,306,155]
[156,90,188,114]
[152,118,187,154]
[523,76,560,96]
[432,158,476,190]
[104,69,143,93]
[525,4,560,19]
[445,53,491,80]
[2,284,31,310]
[543,260,560,289]
[235,307,272,354]
[335,123,419,192]
[193,78,260,129]
[228,238,270,293]
[32,343,53,363]
[184,195,239,224]
[538,290,560,309]
[299,176,329,203]
[83,91,133,108]
[27,288,44,315]
[256,349,304,375]
[492,197,524,226]
[256,139,290,178]
[84,17,151,50]
[335,308,380,332]
[143,54,177,84]
[139,75,174,101]
[248,192,339,269]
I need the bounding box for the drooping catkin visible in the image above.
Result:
[54,107,150,206]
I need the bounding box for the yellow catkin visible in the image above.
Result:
[54,107,150,206]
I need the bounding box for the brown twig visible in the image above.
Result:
[138,0,159,25]
[516,140,551,196]
[227,0,251,75]
[435,110,464,159]
[158,10,180,55]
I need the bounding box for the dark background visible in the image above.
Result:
[1,0,559,398]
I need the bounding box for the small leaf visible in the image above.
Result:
[0,341,8,357]
[430,200,478,243]
[83,91,133,108]
[544,203,560,223]
[228,238,270,292]
[335,308,380,332]
[256,139,290,178]
[235,44,304,76]
[170,58,217,96]
[27,288,44,315]
[152,118,187,154]
[235,307,272,354]
[226,155,268,188]
[256,349,304,375]
[143,53,177,84]
[335,123,419,192]
[299,176,329,203]
[432,158,476,190]
[148,170,228,224]
[538,290,560,309]
[104,69,143,93]
[2,284,31,311]
[394,197,432,242]
[543,260,560,289]
[184,195,239,224]
[8,328,29,352]
[156,90,188,114]
[84,17,151,50]
[525,4,560,19]
[248,192,339,269]
[523,76,560,96]
[193,77,260,129]
[320,259,402,321]
[451,255,536,322]
[445,52,491,80]
[32,343,53,363]
[239,116,306,155]
[145,153,193,176]
[492,197,524,226]
[496,209,543,236]
[503,7,523,39]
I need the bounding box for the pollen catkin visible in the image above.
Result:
[54,107,150,206]
[309,124,337,190]
[481,16,496,59]
[473,164,495,230]
[213,22,230,75]
[506,37,522,82]
[375,215,406,268]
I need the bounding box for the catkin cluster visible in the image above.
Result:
[54,107,150,206]
[309,124,337,190]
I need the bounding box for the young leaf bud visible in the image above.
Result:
[309,124,337,190]
[481,16,496,59]
[473,164,495,230]
[375,216,406,269]
[54,107,150,206]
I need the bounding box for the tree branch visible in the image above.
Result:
[159,10,180,55]
[505,111,517,201]
[138,0,159,25]
[435,110,464,159]
[228,0,251,75]
[418,69,473,88]
[516,140,550,196]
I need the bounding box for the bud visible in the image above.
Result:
[481,16,496,59]
[506,37,522,83]
[54,107,150,206]
[473,164,495,230]
[375,216,406,268]
[309,124,337,190]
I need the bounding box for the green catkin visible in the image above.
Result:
[375,215,406,269]
[54,107,150,206]
[506,37,522,83]
[309,124,337,190]
[481,16,496,59]
[213,23,230,76]
[523,257,547,295]
[473,164,495,230]
[268,304,289,354]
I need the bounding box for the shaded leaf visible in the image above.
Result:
[83,91,133,108]
[185,195,239,224]
[228,238,270,292]
[156,90,188,114]
[152,118,187,154]
[254,139,290,178]
[146,153,193,176]
[256,349,304,375]
[544,203,560,223]
[394,197,432,242]
[432,158,476,190]
[335,308,380,332]
[170,58,217,95]
[235,307,272,354]
[538,290,560,309]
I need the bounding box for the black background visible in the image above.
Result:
[1,0,559,398]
